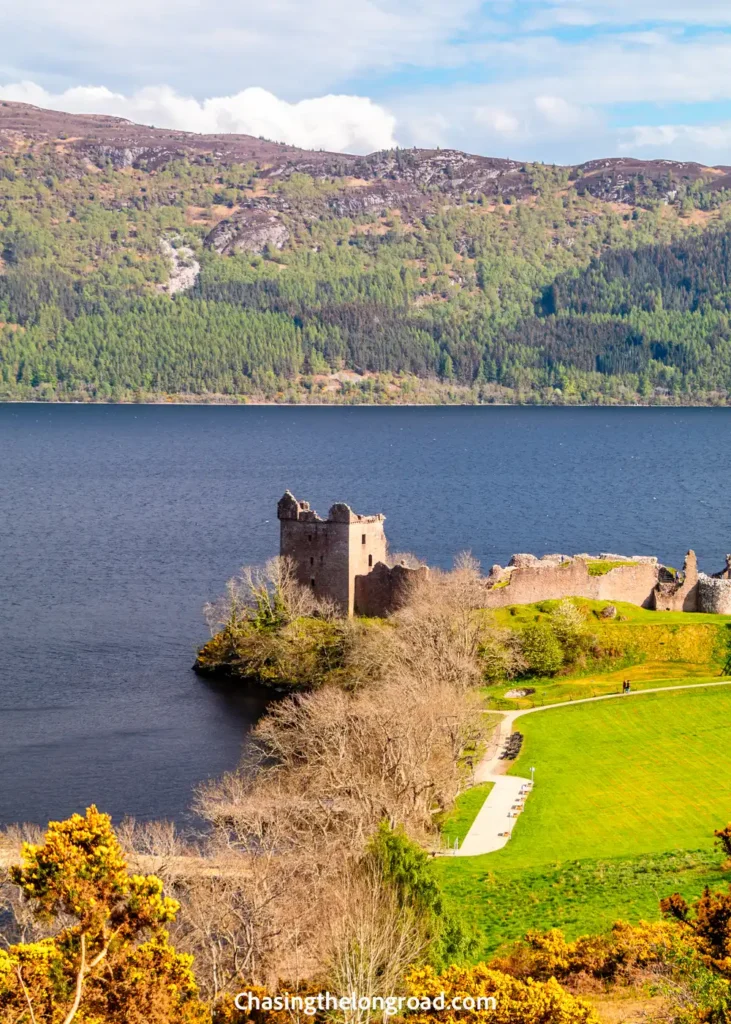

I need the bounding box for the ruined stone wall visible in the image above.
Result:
[354,562,429,617]
[653,552,699,612]
[277,492,730,618]
[347,518,388,614]
[482,557,659,610]
[280,514,352,611]
[697,574,731,614]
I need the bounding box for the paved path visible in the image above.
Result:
[455,679,731,858]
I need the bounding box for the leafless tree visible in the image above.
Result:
[324,859,427,1024]
[204,555,338,635]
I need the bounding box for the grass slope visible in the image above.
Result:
[485,601,731,709]
[436,685,731,955]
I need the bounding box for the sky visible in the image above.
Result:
[3,0,731,162]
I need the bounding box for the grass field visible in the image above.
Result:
[435,848,729,958]
[436,685,731,955]
[504,686,731,865]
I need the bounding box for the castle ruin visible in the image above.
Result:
[278,491,731,617]
[483,548,731,614]
[277,491,426,616]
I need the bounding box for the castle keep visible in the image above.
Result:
[278,491,426,616]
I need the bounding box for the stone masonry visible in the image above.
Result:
[483,554,660,609]
[697,575,731,614]
[278,491,424,616]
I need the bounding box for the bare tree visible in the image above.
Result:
[324,859,427,1024]
[204,555,337,636]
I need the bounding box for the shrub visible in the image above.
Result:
[520,623,564,676]
[404,962,599,1024]
[550,600,591,655]
[0,807,207,1023]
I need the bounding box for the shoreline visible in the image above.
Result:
[2,398,731,409]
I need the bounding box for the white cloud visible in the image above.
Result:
[0,0,484,97]
[621,121,731,154]
[526,0,731,27]
[0,82,398,153]
[474,107,521,135]
[534,95,589,130]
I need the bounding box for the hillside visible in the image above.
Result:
[4,100,731,404]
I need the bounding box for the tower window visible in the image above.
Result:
[310,578,316,589]
[362,534,366,544]
[320,554,323,562]
[368,554,373,567]
[310,557,314,566]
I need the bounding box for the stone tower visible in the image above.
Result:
[277,491,388,615]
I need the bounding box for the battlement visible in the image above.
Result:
[277,491,385,526]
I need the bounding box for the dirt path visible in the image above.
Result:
[455,679,731,857]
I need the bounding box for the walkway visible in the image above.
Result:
[455,678,731,857]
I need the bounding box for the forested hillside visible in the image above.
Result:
[4,100,731,404]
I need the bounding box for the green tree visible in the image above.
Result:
[368,822,475,968]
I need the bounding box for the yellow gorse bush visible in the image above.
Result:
[0,806,208,1024]
[404,963,599,1024]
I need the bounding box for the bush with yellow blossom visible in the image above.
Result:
[0,805,208,1024]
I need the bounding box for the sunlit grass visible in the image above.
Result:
[497,686,731,866]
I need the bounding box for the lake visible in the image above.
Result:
[1,404,730,828]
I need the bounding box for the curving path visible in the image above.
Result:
[455,679,731,857]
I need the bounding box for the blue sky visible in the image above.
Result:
[3,0,731,161]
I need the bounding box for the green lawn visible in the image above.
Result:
[441,783,494,846]
[436,685,731,954]
[501,686,731,866]
[435,849,729,959]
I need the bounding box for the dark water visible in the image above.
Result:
[2,404,730,828]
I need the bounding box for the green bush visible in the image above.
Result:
[520,623,564,676]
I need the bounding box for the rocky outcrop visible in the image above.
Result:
[5,101,731,209]
[158,239,200,294]
[206,210,289,255]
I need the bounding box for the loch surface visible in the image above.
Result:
[1,404,730,827]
